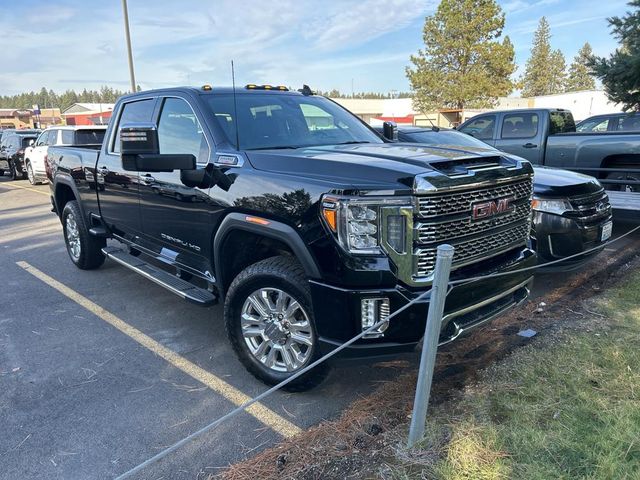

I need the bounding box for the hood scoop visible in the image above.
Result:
[427,155,516,176]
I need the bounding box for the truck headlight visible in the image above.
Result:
[531,197,573,215]
[321,196,412,254]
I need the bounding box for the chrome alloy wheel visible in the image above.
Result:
[27,163,35,184]
[241,288,314,373]
[65,212,81,260]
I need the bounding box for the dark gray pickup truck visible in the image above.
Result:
[459,108,640,220]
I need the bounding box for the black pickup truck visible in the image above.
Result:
[48,85,536,390]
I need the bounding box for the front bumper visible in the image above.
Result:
[532,211,612,270]
[310,247,536,359]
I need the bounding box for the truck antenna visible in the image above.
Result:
[231,60,240,150]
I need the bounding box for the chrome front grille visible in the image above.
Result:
[416,223,530,277]
[416,203,531,243]
[566,189,612,226]
[417,178,533,218]
[412,176,533,280]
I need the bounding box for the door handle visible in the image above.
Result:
[97,166,110,175]
[141,173,156,183]
[522,143,537,149]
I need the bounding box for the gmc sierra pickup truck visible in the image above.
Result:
[48,85,536,390]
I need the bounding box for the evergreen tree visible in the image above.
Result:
[406,0,516,112]
[566,43,596,91]
[549,49,567,93]
[589,1,640,111]
[521,17,567,96]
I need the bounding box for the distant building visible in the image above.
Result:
[0,109,34,129]
[62,103,114,125]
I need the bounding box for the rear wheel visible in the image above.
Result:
[224,255,329,391]
[62,200,106,270]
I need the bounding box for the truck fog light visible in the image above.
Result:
[386,215,406,253]
[361,298,390,338]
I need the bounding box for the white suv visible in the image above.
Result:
[23,125,107,184]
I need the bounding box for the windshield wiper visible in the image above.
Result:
[334,141,372,145]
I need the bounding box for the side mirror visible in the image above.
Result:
[29,139,35,146]
[120,123,196,173]
[382,121,398,141]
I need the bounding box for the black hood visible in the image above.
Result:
[532,166,603,197]
[246,143,509,191]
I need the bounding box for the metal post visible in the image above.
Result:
[121,0,137,93]
[408,244,454,447]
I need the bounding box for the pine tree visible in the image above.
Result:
[566,43,596,91]
[521,17,566,96]
[406,0,516,113]
[590,1,640,111]
[549,49,567,93]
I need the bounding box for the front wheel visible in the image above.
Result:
[26,162,37,185]
[224,256,329,391]
[62,201,106,270]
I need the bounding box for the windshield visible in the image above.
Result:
[403,129,495,149]
[205,93,383,150]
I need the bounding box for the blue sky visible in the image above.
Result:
[0,0,631,96]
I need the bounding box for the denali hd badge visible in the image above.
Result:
[472,197,514,220]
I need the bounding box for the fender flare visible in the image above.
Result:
[53,175,85,220]
[213,212,322,292]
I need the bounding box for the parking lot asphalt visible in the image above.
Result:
[1,177,638,479]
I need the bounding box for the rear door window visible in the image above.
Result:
[460,116,496,140]
[112,99,156,153]
[576,117,611,133]
[501,113,539,139]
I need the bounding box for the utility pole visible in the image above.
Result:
[121,0,137,93]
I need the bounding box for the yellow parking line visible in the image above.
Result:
[0,182,50,196]
[16,261,302,438]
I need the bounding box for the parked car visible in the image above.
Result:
[457,108,640,193]
[48,85,537,390]
[23,125,107,185]
[576,112,640,133]
[0,132,39,180]
[376,126,613,269]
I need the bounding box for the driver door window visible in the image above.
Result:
[36,131,50,146]
[157,97,209,164]
[460,116,496,141]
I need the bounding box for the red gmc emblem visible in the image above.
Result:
[472,197,514,220]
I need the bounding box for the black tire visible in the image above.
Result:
[61,200,106,270]
[0,169,4,176]
[224,255,329,391]
[605,170,639,193]
[26,161,38,185]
